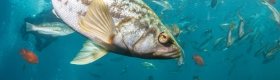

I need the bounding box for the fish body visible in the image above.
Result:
[52,0,184,66]
[193,76,200,80]
[199,36,214,49]
[254,43,269,57]
[201,29,213,37]
[262,57,274,64]
[212,37,226,52]
[264,44,280,58]
[228,64,236,76]
[192,54,204,66]
[19,48,38,64]
[26,22,74,37]
[262,0,280,27]
[237,12,244,39]
[226,22,235,48]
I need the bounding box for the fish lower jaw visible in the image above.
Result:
[153,50,181,58]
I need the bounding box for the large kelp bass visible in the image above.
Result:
[52,0,185,66]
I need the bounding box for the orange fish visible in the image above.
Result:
[192,54,204,66]
[19,48,38,64]
[270,0,276,4]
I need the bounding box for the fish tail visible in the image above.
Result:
[19,48,25,54]
[25,22,35,32]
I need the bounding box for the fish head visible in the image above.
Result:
[132,25,183,59]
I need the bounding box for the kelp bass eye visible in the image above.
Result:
[158,32,168,44]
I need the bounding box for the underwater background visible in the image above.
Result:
[1,0,280,80]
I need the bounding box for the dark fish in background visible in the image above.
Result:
[22,64,26,71]
[262,57,275,64]
[93,63,103,67]
[228,64,236,76]
[211,0,217,8]
[110,57,125,62]
[247,44,253,54]
[250,30,261,44]
[199,36,214,49]
[89,72,101,78]
[174,0,191,17]
[223,56,233,61]
[231,54,244,63]
[193,76,200,80]
[178,15,195,23]
[121,65,128,75]
[201,29,213,37]
[148,75,153,80]
[247,75,253,80]
[168,68,182,74]
[254,43,269,57]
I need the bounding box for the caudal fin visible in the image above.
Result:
[25,22,35,32]
[19,48,25,54]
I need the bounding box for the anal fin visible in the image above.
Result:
[70,40,108,65]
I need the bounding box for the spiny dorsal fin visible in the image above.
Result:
[71,40,108,65]
[78,0,116,44]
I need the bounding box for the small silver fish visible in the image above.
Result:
[26,22,74,37]
[151,0,173,14]
[237,12,244,39]
[226,21,235,48]
[52,0,184,66]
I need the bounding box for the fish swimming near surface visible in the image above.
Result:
[26,22,74,37]
[52,0,185,66]
[262,0,280,28]
[192,54,204,66]
[19,48,38,64]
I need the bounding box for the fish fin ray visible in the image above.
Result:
[71,40,108,65]
[78,0,115,44]
[26,22,35,32]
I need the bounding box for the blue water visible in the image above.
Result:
[1,0,280,80]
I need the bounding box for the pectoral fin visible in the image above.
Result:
[70,40,108,65]
[78,0,116,44]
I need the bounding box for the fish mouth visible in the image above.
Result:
[153,50,181,58]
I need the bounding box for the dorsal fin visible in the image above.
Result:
[78,0,116,44]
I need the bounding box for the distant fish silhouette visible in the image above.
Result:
[211,0,217,8]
